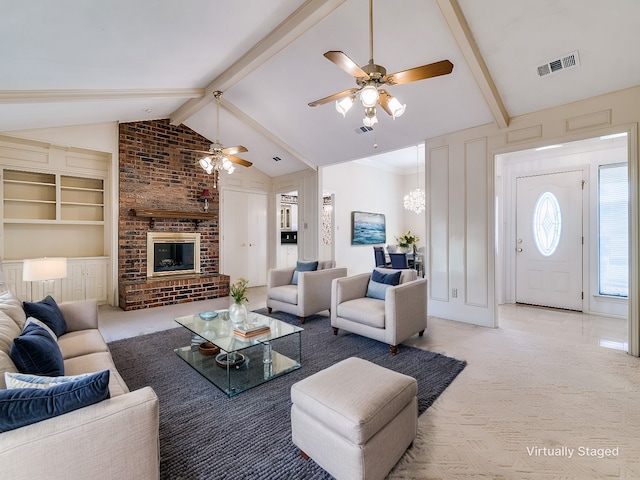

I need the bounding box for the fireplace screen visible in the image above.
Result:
[147,232,200,278]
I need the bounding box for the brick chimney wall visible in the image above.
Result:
[118,119,229,310]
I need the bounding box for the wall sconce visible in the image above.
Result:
[200,189,212,213]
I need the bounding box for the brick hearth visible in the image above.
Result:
[118,119,230,310]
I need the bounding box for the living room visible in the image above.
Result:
[2,1,640,478]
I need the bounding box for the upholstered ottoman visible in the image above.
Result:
[291,357,418,480]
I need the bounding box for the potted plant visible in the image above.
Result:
[229,278,249,326]
[397,231,420,254]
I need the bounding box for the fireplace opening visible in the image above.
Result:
[147,232,201,278]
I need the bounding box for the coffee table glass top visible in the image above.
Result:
[174,310,303,353]
[173,309,303,396]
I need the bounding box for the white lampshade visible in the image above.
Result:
[23,258,68,281]
[387,95,406,119]
[360,85,379,108]
[335,96,354,117]
[199,157,212,171]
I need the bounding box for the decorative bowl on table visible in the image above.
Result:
[198,342,220,356]
[199,311,218,321]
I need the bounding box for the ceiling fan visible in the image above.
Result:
[178,91,252,187]
[308,0,454,127]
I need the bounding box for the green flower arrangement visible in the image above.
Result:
[397,231,420,249]
[230,278,249,304]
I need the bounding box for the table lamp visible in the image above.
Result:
[23,257,68,298]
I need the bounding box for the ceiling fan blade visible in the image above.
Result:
[173,147,215,155]
[383,60,453,86]
[324,51,370,80]
[227,155,252,168]
[377,89,393,116]
[222,145,248,156]
[308,88,360,107]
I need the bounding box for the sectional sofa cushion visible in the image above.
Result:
[0,369,110,433]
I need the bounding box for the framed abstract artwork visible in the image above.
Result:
[351,211,386,245]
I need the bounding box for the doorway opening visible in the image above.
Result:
[277,191,298,269]
[496,133,629,350]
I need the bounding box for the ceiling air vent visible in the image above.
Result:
[272,156,281,162]
[537,50,580,77]
[354,126,374,134]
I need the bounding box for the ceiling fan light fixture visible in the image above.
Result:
[360,84,379,108]
[336,96,355,117]
[199,157,212,170]
[363,107,378,127]
[387,95,406,119]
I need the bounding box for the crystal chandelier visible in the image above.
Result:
[404,146,425,214]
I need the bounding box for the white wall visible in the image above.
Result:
[322,161,407,275]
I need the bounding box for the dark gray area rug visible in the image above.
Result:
[109,309,466,480]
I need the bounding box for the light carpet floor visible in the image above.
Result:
[99,290,640,479]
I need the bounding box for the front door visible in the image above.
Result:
[515,171,583,310]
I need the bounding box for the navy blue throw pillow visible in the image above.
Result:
[291,261,319,285]
[0,370,110,433]
[23,295,67,337]
[371,269,402,286]
[10,322,64,376]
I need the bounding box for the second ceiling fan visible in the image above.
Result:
[309,0,454,127]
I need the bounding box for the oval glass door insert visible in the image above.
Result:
[533,191,562,256]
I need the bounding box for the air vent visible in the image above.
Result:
[354,126,374,135]
[537,50,580,77]
[272,156,281,162]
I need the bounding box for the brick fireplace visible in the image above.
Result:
[118,119,230,310]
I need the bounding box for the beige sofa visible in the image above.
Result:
[0,290,160,480]
[267,261,347,323]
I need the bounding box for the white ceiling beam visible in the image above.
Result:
[220,98,317,172]
[170,0,347,126]
[0,88,203,104]
[435,0,509,129]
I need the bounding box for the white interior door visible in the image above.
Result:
[516,171,583,310]
[222,190,267,286]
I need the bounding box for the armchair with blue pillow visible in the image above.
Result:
[267,260,348,324]
[330,268,427,355]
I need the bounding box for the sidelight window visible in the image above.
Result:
[598,164,628,297]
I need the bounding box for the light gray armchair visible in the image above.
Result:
[331,268,427,355]
[267,261,347,324]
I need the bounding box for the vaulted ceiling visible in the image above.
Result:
[1,0,639,176]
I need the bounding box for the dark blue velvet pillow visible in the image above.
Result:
[10,322,64,376]
[23,295,67,337]
[291,261,319,285]
[0,370,110,433]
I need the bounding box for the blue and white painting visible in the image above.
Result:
[352,211,386,245]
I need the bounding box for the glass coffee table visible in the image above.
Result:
[174,310,303,397]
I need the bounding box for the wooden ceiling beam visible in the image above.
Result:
[170,0,347,127]
[435,0,510,129]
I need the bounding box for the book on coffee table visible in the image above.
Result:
[233,323,271,338]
